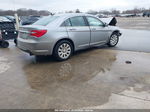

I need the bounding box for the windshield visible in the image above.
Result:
[33,16,59,26]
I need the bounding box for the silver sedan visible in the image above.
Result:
[18,13,121,61]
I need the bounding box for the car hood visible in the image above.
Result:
[100,17,117,26]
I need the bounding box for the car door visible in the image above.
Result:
[86,16,109,46]
[64,16,91,49]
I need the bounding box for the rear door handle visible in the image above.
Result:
[69,28,76,31]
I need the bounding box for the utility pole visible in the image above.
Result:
[13,0,20,30]
[14,14,20,30]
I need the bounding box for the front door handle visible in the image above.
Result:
[91,28,97,31]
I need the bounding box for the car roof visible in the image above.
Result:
[33,13,100,27]
[46,13,97,27]
[53,13,95,18]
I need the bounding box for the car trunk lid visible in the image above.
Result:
[19,25,47,39]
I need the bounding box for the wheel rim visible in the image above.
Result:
[110,34,118,46]
[58,43,71,59]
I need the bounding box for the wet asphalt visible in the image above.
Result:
[0,28,150,109]
[111,29,150,53]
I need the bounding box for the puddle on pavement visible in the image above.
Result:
[22,49,117,108]
[24,49,117,89]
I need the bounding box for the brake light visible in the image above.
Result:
[30,30,47,38]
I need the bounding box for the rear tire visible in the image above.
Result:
[108,33,119,47]
[1,41,9,48]
[53,40,73,61]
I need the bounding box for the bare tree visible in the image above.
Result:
[99,10,111,15]
[110,9,120,15]
[75,9,81,13]
[87,10,98,15]
[0,8,51,16]
[65,11,73,13]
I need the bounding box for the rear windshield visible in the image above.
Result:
[0,16,11,22]
[33,16,59,26]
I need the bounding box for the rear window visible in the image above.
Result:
[33,16,59,26]
[70,16,86,26]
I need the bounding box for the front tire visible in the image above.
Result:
[53,40,73,61]
[108,33,119,47]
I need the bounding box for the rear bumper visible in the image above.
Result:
[17,38,53,55]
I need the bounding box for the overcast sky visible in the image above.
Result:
[1,0,150,12]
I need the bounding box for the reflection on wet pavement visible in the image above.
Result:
[24,49,117,90]
[0,43,150,109]
[21,49,117,109]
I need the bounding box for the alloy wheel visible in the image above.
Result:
[58,43,71,59]
[110,34,118,46]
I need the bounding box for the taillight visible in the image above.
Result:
[30,30,47,38]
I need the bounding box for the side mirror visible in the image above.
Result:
[103,22,108,27]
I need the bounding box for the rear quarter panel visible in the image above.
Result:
[46,26,69,54]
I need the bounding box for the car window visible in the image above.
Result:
[70,16,86,27]
[61,19,71,27]
[33,16,59,26]
[86,16,104,26]
[0,16,11,22]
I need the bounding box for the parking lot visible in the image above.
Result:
[117,17,150,31]
[0,17,150,109]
